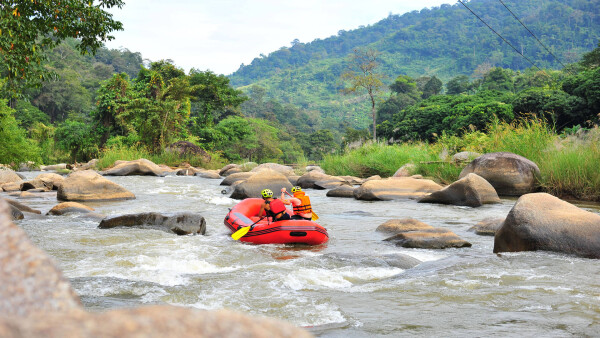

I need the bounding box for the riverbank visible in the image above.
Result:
[320,119,600,202]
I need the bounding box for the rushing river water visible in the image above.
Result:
[7,172,600,337]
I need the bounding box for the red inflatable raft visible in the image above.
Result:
[224,198,329,245]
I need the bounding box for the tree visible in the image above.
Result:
[0,0,124,98]
[446,75,471,95]
[0,99,41,166]
[421,76,443,99]
[188,69,247,128]
[342,48,385,141]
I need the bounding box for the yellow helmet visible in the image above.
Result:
[291,186,302,193]
[261,189,273,198]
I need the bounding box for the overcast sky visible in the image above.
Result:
[105,0,455,75]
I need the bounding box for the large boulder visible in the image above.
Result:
[418,173,501,207]
[0,198,82,316]
[35,173,64,190]
[459,152,540,196]
[48,202,95,216]
[353,177,443,201]
[165,141,211,163]
[0,169,22,186]
[379,218,472,249]
[250,163,295,177]
[98,212,206,235]
[220,172,255,186]
[0,305,312,337]
[230,169,293,200]
[494,193,600,258]
[102,159,165,176]
[19,179,51,192]
[296,171,332,189]
[57,170,135,202]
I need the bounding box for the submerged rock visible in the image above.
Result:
[469,217,505,236]
[380,218,472,249]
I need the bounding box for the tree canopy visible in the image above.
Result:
[0,0,124,98]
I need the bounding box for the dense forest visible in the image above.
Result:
[1,0,599,169]
[229,0,600,131]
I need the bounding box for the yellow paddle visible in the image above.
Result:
[284,191,319,221]
[231,216,265,240]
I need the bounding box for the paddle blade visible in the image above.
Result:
[231,226,251,240]
[311,212,319,221]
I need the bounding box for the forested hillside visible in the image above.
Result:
[229,0,600,130]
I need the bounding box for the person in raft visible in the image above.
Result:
[280,186,313,221]
[258,188,291,222]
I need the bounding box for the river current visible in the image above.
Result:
[8,172,600,337]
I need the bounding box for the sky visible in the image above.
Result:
[105,0,455,76]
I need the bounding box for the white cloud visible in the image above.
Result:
[105,0,454,75]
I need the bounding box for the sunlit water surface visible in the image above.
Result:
[8,173,600,337]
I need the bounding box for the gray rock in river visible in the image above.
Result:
[98,212,206,235]
[459,152,540,196]
[494,193,600,258]
[418,173,501,207]
[380,218,472,249]
[230,169,292,200]
[326,185,356,198]
[101,158,165,176]
[469,217,505,236]
[58,170,135,202]
[354,177,443,201]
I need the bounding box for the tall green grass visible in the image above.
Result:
[320,119,600,201]
[320,142,433,178]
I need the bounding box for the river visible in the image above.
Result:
[8,172,600,337]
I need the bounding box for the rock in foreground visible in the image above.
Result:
[494,193,600,258]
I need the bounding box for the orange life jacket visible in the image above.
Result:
[293,192,312,214]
